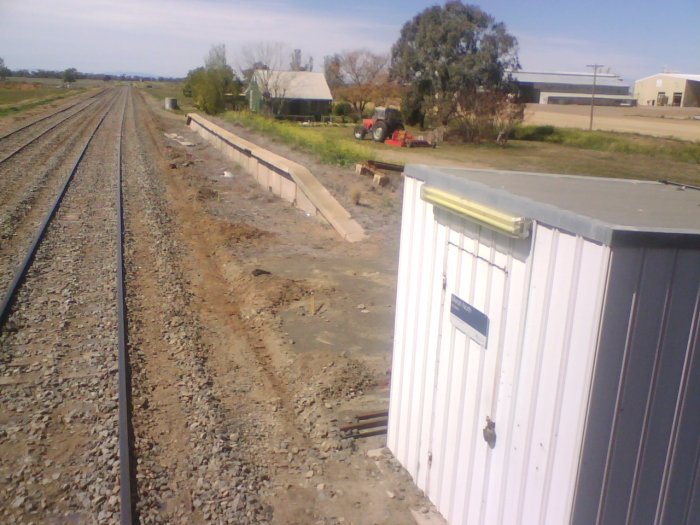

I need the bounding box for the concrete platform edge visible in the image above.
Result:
[186,113,366,243]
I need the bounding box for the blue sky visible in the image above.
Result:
[1,0,698,82]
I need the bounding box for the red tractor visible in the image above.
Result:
[353,107,404,142]
[353,106,436,148]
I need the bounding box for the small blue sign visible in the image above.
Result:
[450,294,489,347]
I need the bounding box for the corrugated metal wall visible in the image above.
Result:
[572,246,700,525]
[388,177,611,524]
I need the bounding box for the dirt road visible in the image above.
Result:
[524,103,700,141]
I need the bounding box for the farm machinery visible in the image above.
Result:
[353,107,435,148]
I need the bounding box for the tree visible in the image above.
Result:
[0,57,10,81]
[390,1,521,140]
[184,44,239,114]
[332,49,391,116]
[290,49,313,72]
[238,42,290,115]
[323,54,345,93]
[62,67,78,85]
[238,41,286,82]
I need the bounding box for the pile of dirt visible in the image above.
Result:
[314,358,376,402]
[290,358,378,453]
[233,271,313,318]
[196,187,218,201]
[224,222,273,245]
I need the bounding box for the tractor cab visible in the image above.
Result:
[354,106,404,142]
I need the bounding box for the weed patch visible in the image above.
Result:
[511,125,700,164]
[223,111,374,167]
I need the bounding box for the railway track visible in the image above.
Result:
[0,89,119,294]
[0,87,134,523]
[1,87,271,524]
[0,88,106,143]
[0,94,103,165]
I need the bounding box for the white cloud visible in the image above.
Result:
[0,0,399,76]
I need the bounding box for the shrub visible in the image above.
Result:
[448,91,525,144]
[333,101,353,117]
[511,125,557,141]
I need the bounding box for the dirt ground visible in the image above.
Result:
[138,94,442,524]
[523,103,700,141]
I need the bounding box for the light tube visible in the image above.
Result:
[421,185,531,238]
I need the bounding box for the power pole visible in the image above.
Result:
[587,64,603,131]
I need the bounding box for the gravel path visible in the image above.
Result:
[0,88,126,523]
[123,85,270,524]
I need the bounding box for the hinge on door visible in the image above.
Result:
[442,274,446,290]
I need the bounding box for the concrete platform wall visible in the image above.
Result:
[186,113,365,242]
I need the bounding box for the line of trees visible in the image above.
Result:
[188,1,526,143]
[0,57,182,83]
[321,1,523,142]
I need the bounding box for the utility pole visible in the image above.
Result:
[587,64,603,131]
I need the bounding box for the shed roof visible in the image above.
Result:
[406,165,700,246]
[512,71,629,89]
[252,70,332,101]
[539,92,634,100]
[635,73,700,83]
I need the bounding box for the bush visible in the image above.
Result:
[333,101,352,117]
[183,45,239,115]
[448,91,524,144]
[510,125,557,141]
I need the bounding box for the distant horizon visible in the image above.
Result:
[1,0,698,83]
[8,67,698,86]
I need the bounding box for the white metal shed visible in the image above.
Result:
[387,166,700,525]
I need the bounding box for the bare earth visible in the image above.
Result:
[523,103,700,141]
[0,90,441,525]
[136,94,439,524]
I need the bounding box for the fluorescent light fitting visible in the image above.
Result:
[421,185,531,238]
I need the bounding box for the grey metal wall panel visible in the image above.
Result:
[655,252,700,525]
[573,248,700,525]
[571,246,641,525]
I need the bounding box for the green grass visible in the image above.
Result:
[140,81,194,113]
[223,111,374,167]
[511,125,700,164]
[0,84,87,117]
[209,110,698,186]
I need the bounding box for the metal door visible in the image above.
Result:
[425,222,510,524]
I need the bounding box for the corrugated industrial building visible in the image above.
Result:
[388,165,700,525]
[512,71,634,106]
[634,73,700,107]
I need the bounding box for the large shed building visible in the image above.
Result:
[634,73,700,107]
[512,71,633,106]
[247,70,333,120]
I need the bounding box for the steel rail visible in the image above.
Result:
[0,92,120,328]
[0,92,109,165]
[116,88,135,525]
[0,88,106,142]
